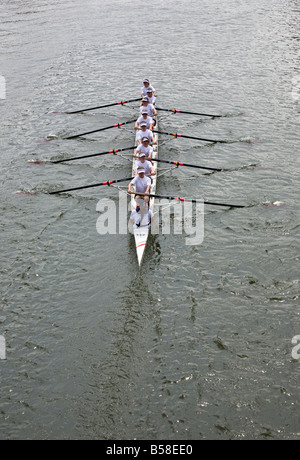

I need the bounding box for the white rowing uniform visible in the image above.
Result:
[136,128,153,144]
[141,84,156,97]
[130,175,151,194]
[135,144,153,159]
[130,208,154,229]
[136,115,153,130]
[147,95,156,105]
[136,159,153,176]
[140,103,155,118]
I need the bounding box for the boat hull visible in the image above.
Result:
[131,123,158,266]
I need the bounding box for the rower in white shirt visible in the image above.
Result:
[139,97,157,119]
[146,87,156,105]
[128,166,151,204]
[130,204,154,230]
[135,109,154,130]
[134,137,153,159]
[136,122,156,145]
[135,152,156,176]
[141,79,157,98]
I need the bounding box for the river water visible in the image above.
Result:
[0,0,299,440]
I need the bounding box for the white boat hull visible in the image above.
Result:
[134,227,150,266]
[131,123,158,266]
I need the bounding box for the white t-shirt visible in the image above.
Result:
[131,175,151,194]
[141,85,156,96]
[147,95,156,105]
[130,208,154,229]
[136,159,152,175]
[136,129,153,144]
[140,103,155,117]
[137,115,152,129]
[136,144,153,158]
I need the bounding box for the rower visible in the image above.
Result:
[136,121,156,145]
[135,109,154,130]
[135,152,155,176]
[128,166,151,204]
[134,137,153,159]
[130,204,154,230]
[139,97,157,120]
[141,79,157,98]
[146,87,156,105]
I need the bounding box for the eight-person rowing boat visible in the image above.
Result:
[128,81,158,265]
[44,78,247,267]
[128,131,158,265]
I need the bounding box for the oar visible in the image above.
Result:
[52,146,136,163]
[65,119,136,140]
[150,158,222,172]
[65,98,141,114]
[131,192,246,208]
[156,107,222,118]
[153,130,227,143]
[49,176,134,195]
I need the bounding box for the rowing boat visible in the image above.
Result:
[47,94,246,259]
[131,118,158,266]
